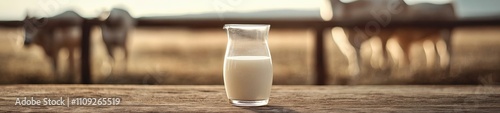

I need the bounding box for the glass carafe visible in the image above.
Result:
[223,24,272,106]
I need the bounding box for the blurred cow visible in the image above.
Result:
[330,0,455,80]
[99,8,136,74]
[393,3,455,70]
[329,0,406,77]
[23,10,83,83]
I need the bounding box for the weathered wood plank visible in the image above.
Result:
[0,85,498,112]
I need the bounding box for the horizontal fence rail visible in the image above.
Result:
[4,18,500,28]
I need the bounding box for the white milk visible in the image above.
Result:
[224,56,273,100]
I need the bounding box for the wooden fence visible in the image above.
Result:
[1,17,500,85]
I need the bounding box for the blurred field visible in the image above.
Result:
[0,27,315,84]
[0,26,499,85]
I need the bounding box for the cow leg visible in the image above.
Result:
[105,45,115,74]
[347,27,368,82]
[422,39,436,69]
[402,44,411,67]
[439,29,452,72]
[369,37,384,69]
[122,44,129,74]
[50,51,59,83]
[330,27,360,77]
[68,47,75,83]
[345,28,362,77]
[353,46,362,77]
[379,30,394,70]
[397,36,412,68]
[103,44,116,83]
[436,38,449,69]
[122,33,129,74]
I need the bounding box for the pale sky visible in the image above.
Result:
[0,0,454,20]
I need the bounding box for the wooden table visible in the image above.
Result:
[0,85,499,112]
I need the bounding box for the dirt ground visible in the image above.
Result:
[0,26,498,85]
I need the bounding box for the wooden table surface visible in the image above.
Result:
[0,85,499,112]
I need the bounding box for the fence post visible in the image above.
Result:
[314,27,327,85]
[81,19,92,84]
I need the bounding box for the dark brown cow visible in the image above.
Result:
[330,0,406,77]
[329,0,455,79]
[393,3,455,70]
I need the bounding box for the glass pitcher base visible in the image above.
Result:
[229,99,268,106]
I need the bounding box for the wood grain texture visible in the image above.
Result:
[0,85,499,112]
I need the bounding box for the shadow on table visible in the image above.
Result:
[241,105,298,113]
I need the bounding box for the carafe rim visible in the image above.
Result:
[223,24,270,29]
